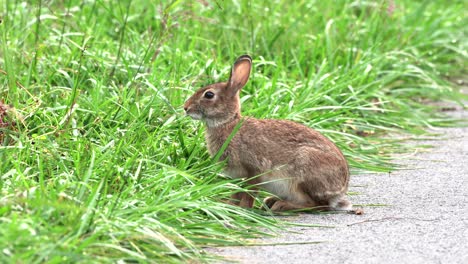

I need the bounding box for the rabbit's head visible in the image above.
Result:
[184,55,252,127]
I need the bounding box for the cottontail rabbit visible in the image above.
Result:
[184,55,353,212]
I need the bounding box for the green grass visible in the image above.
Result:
[0,0,466,262]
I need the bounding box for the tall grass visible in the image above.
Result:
[0,0,466,262]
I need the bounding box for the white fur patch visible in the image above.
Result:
[187,112,202,120]
[205,118,228,128]
[259,177,292,200]
[329,195,352,211]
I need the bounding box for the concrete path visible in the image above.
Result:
[209,105,468,263]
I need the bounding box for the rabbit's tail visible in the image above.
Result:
[329,195,353,211]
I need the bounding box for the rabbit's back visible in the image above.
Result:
[207,118,345,164]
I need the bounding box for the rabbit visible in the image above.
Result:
[184,55,355,212]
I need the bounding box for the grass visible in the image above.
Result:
[0,0,466,262]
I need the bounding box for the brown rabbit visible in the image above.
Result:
[184,55,353,212]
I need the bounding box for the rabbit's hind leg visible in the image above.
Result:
[267,199,323,212]
[263,196,280,209]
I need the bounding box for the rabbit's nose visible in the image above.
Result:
[183,106,188,112]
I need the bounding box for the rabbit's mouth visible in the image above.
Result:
[184,105,204,120]
[186,111,203,120]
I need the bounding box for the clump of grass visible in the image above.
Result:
[0,0,466,262]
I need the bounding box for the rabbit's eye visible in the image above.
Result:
[204,91,215,99]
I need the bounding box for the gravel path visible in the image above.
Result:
[208,106,468,264]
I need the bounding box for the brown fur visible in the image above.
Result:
[184,55,352,212]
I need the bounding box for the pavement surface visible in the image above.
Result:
[208,102,468,263]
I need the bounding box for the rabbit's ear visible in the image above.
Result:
[227,55,252,96]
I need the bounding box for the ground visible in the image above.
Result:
[208,104,468,264]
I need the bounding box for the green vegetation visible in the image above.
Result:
[0,0,466,262]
